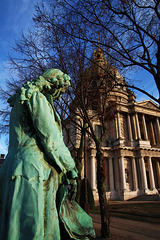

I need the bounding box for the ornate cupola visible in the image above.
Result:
[91,46,136,104]
[91,46,108,79]
[93,47,106,64]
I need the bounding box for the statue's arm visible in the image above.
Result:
[26,91,77,177]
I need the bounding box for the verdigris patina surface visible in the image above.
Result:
[0,69,95,240]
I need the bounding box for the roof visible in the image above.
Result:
[137,99,160,111]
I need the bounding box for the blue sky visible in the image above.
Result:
[0,0,42,154]
[0,0,159,154]
[0,0,42,84]
[127,69,159,102]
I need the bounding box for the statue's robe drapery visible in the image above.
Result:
[0,91,95,240]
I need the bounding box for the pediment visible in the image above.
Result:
[137,100,160,111]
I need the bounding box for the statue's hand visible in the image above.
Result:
[67,167,78,180]
[69,179,77,201]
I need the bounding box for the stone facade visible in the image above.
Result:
[63,47,160,201]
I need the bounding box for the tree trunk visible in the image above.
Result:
[75,152,82,204]
[75,125,86,204]
[96,141,111,238]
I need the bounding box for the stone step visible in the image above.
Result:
[128,194,160,201]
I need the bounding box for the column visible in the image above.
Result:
[114,157,120,191]
[132,114,137,139]
[90,156,96,190]
[127,114,133,141]
[115,114,118,139]
[139,157,148,190]
[150,121,156,145]
[109,157,114,191]
[156,161,160,188]
[131,157,138,190]
[156,117,160,143]
[117,111,121,139]
[142,114,148,140]
[135,113,141,139]
[148,157,156,190]
[120,156,126,191]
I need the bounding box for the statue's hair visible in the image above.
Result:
[41,68,70,89]
[8,69,71,106]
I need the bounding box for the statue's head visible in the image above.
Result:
[41,69,70,90]
[41,68,71,100]
[10,68,71,105]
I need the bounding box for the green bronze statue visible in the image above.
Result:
[0,69,95,240]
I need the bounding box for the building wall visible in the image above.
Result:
[64,100,160,201]
[63,47,160,201]
[88,106,160,200]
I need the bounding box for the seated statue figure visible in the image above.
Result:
[0,69,95,240]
